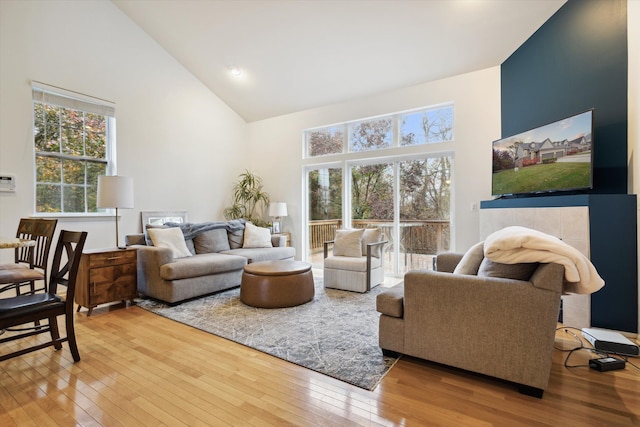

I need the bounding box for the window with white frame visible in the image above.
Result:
[305,104,453,158]
[304,103,454,275]
[32,83,116,214]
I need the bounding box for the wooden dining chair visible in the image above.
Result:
[0,218,57,296]
[0,230,87,362]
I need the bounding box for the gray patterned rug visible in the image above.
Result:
[136,277,400,390]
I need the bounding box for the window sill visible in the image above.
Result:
[31,213,120,222]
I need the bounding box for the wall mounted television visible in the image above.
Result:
[491,109,594,198]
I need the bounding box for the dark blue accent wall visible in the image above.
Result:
[493,0,636,332]
[501,0,628,194]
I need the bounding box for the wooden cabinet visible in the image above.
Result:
[75,247,137,316]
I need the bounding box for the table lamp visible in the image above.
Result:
[97,175,134,249]
[268,202,287,234]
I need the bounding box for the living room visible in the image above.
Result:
[1,0,639,424]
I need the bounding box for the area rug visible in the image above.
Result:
[136,278,400,390]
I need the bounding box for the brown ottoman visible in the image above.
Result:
[240,260,314,308]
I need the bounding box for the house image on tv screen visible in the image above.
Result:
[515,134,591,167]
[491,109,593,196]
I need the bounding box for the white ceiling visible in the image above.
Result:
[112,0,566,123]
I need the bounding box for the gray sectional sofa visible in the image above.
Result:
[125,220,295,304]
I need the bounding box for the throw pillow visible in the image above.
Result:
[146,224,196,255]
[242,222,273,248]
[144,224,166,246]
[228,227,244,249]
[477,258,539,281]
[361,228,382,257]
[333,228,365,257]
[147,227,193,259]
[193,228,231,253]
[453,241,485,275]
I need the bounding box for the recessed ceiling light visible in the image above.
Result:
[227,65,242,77]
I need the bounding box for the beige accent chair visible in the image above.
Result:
[323,228,388,293]
[377,249,565,398]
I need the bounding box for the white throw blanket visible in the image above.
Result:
[484,226,604,294]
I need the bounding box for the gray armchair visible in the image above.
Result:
[323,228,388,293]
[377,251,564,398]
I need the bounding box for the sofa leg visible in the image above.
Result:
[518,385,544,398]
[381,348,400,358]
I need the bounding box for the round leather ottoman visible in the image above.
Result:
[240,260,314,308]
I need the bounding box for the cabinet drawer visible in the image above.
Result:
[89,263,137,305]
[89,250,137,268]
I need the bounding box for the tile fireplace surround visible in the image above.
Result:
[480,206,591,328]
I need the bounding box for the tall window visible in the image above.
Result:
[306,104,453,157]
[32,84,115,213]
[304,104,454,275]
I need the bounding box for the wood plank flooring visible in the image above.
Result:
[1,303,639,426]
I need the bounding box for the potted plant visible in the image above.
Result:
[223,170,271,228]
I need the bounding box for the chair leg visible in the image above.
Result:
[49,316,62,350]
[65,314,81,362]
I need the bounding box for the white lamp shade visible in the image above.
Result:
[97,175,134,209]
[268,202,287,217]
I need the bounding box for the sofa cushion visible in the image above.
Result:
[376,283,404,318]
[147,227,193,259]
[453,241,485,275]
[477,258,539,281]
[361,228,382,257]
[221,246,295,264]
[193,228,231,253]
[324,254,381,272]
[159,253,247,281]
[145,224,195,255]
[242,222,273,248]
[333,229,365,257]
[228,226,245,249]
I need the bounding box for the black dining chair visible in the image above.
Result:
[0,218,58,296]
[0,230,87,362]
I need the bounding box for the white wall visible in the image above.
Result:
[0,0,247,260]
[247,67,501,257]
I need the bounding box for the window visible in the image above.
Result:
[304,103,454,276]
[305,126,344,157]
[400,105,453,146]
[32,83,115,214]
[349,118,392,152]
[305,104,453,158]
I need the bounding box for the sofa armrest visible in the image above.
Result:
[125,233,146,246]
[323,240,335,259]
[134,245,176,295]
[136,245,174,269]
[366,240,388,259]
[530,263,565,292]
[434,252,464,272]
[271,235,287,247]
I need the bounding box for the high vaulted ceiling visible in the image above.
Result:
[112,0,566,122]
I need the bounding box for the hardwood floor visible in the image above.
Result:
[1,304,639,426]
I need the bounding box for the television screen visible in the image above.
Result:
[491,109,593,197]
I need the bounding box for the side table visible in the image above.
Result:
[75,247,137,316]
